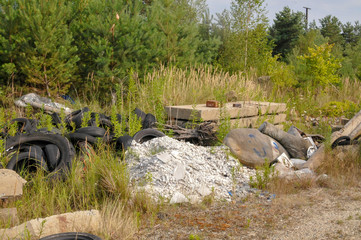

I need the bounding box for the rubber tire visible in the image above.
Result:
[133,108,146,122]
[133,128,165,144]
[44,144,61,171]
[115,135,133,151]
[66,133,97,146]
[75,127,106,138]
[5,132,75,181]
[7,150,49,173]
[142,113,156,129]
[11,118,34,133]
[51,112,62,126]
[331,136,351,149]
[65,107,90,130]
[39,232,102,240]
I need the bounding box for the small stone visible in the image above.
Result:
[173,163,186,180]
[197,186,212,196]
[170,192,189,204]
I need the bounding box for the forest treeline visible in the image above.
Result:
[0,0,360,101]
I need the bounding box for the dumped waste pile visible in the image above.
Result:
[126,136,256,203]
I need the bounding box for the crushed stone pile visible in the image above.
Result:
[126,136,256,203]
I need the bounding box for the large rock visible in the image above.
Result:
[224,128,289,168]
[0,210,101,239]
[0,169,27,199]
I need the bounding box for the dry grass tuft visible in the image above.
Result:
[267,176,319,195]
[318,145,361,187]
[136,65,264,113]
[100,200,137,240]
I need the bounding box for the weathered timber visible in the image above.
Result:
[162,122,218,145]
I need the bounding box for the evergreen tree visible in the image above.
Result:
[0,0,23,90]
[17,0,78,97]
[196,9,221,64]
[269,6,304,59]
[319,15,343,45]
[342,22,359,46]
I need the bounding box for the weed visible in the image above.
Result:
[81,111,91,128]
[244,218,251,229]
[249,160,275,190]
[202,187,215,206]
[217,107,231,143]
[189,234,201,240]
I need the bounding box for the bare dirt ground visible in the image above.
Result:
[137,186,361,240]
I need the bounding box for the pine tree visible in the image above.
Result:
[0,0,23,91]
[269,6,305,59]
[319,15,343,46]
[17,0,79,97]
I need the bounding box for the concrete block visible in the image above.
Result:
[0,210,101,239]
[0,208,18,225]
[165,101,286,121]
[0,169,27,199]
[229,114,286,128]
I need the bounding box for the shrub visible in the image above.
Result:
[297,43,342,89]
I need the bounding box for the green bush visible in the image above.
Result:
[320,100,358,118]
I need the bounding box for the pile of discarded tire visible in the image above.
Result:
[0,107,165,180]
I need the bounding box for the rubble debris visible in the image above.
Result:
[223,128,289,168]
[126,136,256,203]
[14,93,73,115]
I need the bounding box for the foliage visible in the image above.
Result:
[319,15,343,45]
[249,160,275,190]
[218,0,271,72]
[18,0,79,97]
[319,100,358,118]
[269,6,305,59]
[297,43,341,89]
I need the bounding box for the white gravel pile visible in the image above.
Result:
[125,136,256,203]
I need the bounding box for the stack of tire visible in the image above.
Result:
[0,107,165,181]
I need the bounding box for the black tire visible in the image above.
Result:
[75,127,106,138]
[115,135,133,151]
[44,144,61,171]
[51,112,62,126]
[65,107,90,130]
[5,132,75,181]
[133,108,146,122]
[37,128,62,135]
[10,118,36,134]
[133,128,165,144]
[39,232,102,240]
[331,136,351,149]
[142,113,156,129]
[66,133,97,146]
[7,149,49,173]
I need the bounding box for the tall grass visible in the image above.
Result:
[0,143,142,239]
[135,65,265,112]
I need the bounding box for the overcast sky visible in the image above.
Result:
[207,0,361,25]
